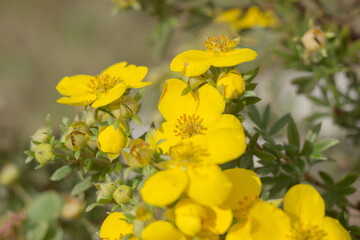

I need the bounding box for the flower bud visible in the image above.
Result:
[34,143,55,164]
[113,185,133,205]
[30,127,50,151]
[64,121,90,151]
[217,70,245,99]
[109,96,138,119]
[94,182,116,202]
[97,125,129,161]
[0,163,19,186]
[61,196,85,220]
[123,139,153,168]
[301,28,326,53]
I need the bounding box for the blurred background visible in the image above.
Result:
[0,0,359,239]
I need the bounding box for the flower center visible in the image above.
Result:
[233,196,260,220]
[169,142,209,165]
[289,223,327,240]
[204,34,239,52]
[173,114,207,139]
[87,74,119,95]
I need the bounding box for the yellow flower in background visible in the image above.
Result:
[284,184,351,240]
[142,220,186,240]
[56,62,150,108]
[216,8,243,24]
[233,6,279,30]
[156,78,246,163]
[217,70,245,99]
[100,212,138,240]
[97,124,129,161]
[170,35,257,77]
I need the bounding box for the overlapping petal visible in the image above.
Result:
[100,212,134,240]
[142,221,186,240]
[170,50,213,77]
[203,205,233,235]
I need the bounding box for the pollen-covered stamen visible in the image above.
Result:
[288,222,327,240]
[87,74,119,94]
[173,114,207,139]
[169,142,209,165]
[204,34,240,52]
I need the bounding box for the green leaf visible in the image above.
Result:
[50,165,74,181]
[74,149,81,160]
[86,203,100,212]
[24,150,35,157]
[207,78,217,88]
[132,115,142,126]
[338,174,358,187]
[181,87,191,96]
[242,90,257,98]
[113,119,121,130]
[319,171,334,185]
[90,128,99,136]
[243,67,259,83]
[287,117,300,148]
[244,96,261,105]
[247,105,262,128]
[134,88,146,101]
[71,176,92,196]
[27,192,62,222]
[248,132,260,150]
[269,114,290,135]
[84,158,93,174]
[25,156,34,164]
[305,123,322,143]
[245,82,258,91]
[25,220,48,240]
[310,151,326,160]
[291,77,315,94]
[46,114,51,128]
[262,104,270,129]
[313,138,339,152]
[253,150,277,161]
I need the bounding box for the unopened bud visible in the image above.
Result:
[109,96,138,119]
[217,70,244,99]
[113,185,133,205]
[301,28,326,53]
[123,139,153,168]
[64,121,90,151]
[30,127,50,151]
[188,76,206,90]
[61,196,85,220]
[0,163,19,186]
[94,182,115,202]
[34,143,55,164]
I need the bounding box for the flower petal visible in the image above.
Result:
[175,199,207,236]
[187,164,232,206]
[170,50,213,77]
[320,216,351,240]
[155,121,181,153]
[142,221,186,240]
[158,78,198,122]
[57,95,97,106]
[92,83,127,108]
[196,83,225,119]
[210,48,257,67]
[100,62,128,77]
[283,184,325,224]
[140,167,188,207]
[56,75,92,96]
[226,222,252,240]
[203,205,233,235]
[222,168,261,210]
[99,212,133,239]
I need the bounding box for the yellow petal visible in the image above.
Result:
[91,83,127,108]
[155,121,181,153]
[56,75,92,96]
[158,78,198,122]
[175,199,207,236]
[97,125,127,155]
[56,94,97,106]
[101,62,127,76]
[196,83,225,119]
[170,50,213,77]
[140,167,188,207]
[283,184,325,224]
[226,222,252,240]
[320,216,351,240]
[203,205,233,235]
[196,231,219,240]
[222,168,261,210]
[210,48,257,67]
[187,165,232,206]
[99,212,133,239]
[216,8,243,23]
[142,221,185,240]
[217,70,245,99]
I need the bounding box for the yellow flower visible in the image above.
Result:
[56,62,150,108]
[97,125,129,161]
[123,139,153,168]
[170,35,257,77]
[233,6,279,30]
[217,70,245,99]
[301,28,326,53]
[140,141,232,207]
[284,184,351,240]
[174,198,233,236]
[216,8,243,24]
[156,78,246,164]
[100,212,138,240]
[142,221,186,240]
[226,201,291,240]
